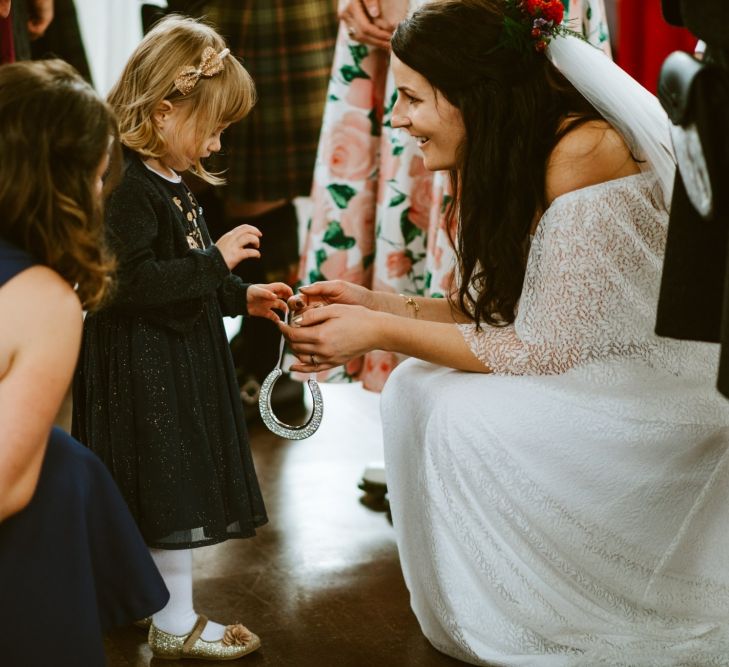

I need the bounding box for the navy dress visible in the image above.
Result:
[0,238,169,667]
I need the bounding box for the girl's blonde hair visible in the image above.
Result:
[108,15,255,184]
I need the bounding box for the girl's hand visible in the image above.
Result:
[216,224,262,270]
[279,303,382,372]
[247,282,293,322]
[287,280,376,315]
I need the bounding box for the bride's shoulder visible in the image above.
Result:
[545,119,641,206]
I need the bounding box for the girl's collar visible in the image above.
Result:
[142,159,182,184]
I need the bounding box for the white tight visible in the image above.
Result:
[150,548,225,641]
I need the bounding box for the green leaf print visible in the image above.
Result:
[340,64,370,83]
[392,145,404,156]
[400,209,423,245]
[389,188,407,207]
[382,90,397,129]
[309,269,325,284]
[348,43,369,67]
[425,272,432,290]
[368,108,381,137]
[586,2,592,20]
[315,248,328,269]
[327,184,357,209]
[562,0,570,17]
[363,253,375,270]
[323,222,357,250]
[383,89,398,116]
[441,193,453,215]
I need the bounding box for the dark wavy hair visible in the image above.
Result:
[392,0,603,326]
[0,59,118,310]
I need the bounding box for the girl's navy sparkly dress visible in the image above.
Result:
[73,152,267,549]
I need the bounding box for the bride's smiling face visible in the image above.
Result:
[390,55,466,171]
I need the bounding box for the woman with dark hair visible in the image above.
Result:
[0,59,168,666]
[282,0,729,663]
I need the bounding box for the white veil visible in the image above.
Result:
[547,35,676,205]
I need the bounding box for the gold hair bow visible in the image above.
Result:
[174,46,230,95]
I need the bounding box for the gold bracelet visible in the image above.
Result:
[399,293,420,318]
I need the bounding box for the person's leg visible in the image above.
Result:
[148,548,260,659]
[149,548,226,641]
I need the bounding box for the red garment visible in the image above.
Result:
[617,0,697,93]
[0,13,14,64]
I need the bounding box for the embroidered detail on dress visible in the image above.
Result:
[171,192,206,250]
[457,175,717,382]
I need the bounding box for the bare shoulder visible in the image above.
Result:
[545,119,641,205]
[1,265,81,312]
[0,266,82,353]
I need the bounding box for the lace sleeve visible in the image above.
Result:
[459,176,669,375]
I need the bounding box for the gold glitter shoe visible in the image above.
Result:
[148,614,261,661]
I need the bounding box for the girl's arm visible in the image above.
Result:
[0,268,82,520]
[217,275,250,317]
[106,175,231,309]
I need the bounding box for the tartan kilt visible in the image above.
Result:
[207,0,338,203]
[30,0,93,84]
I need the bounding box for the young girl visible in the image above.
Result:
[73,16,292,661]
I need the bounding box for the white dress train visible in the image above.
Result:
[381,174,729,666]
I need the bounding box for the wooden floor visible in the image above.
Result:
[100,383,469,667]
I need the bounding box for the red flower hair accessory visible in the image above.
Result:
[525,0,565,25]
[500,0,578,56]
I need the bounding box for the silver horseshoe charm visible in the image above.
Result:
[258,314,323,439]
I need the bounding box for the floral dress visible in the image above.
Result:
[297,0,612,390]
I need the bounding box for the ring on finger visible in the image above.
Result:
[347,25,356,37]
[310,354,319,367]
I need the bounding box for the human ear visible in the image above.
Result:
[153,100,175,127]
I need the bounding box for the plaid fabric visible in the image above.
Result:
[206,0,338,203]
[31,0,92,84]
[10,0,30,61]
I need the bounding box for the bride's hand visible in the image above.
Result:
[279,303,383,373]
[287,280,377,315]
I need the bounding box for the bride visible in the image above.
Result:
[282,0,729,663]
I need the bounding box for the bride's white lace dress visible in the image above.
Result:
[381,173,729,666]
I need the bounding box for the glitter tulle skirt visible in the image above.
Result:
[73,298,268,549]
